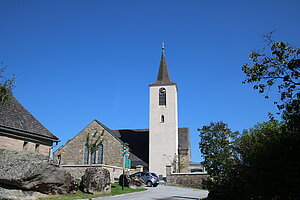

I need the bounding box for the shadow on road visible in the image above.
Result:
[154,196,200,200]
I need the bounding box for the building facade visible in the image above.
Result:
[0,97,59,157]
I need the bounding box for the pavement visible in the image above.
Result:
[89,185,209,200]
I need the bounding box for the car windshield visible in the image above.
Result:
[151,173,158,177]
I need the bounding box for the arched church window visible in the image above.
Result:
[84,146,89,164]
[97,144,103,164]
[159,88,166,106]
[161,115,165,123]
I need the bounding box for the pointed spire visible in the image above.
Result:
[150,42,176,86]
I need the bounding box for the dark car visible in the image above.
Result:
[133,172,159,187]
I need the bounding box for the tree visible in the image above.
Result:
[242,33,300,112]
[0,65,16,105]
[236,118,300,199]
[85,129,105,167]
[198,121,239,199]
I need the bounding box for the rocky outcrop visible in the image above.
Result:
[79,167,111,194]
[0,149,78,195]
[0,186,47,200]
[119,174,144,189]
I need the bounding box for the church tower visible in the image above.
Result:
[149,44,178,177]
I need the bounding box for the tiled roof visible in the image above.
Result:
[0,96,58,140]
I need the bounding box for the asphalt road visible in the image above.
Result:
[90,185,208,200]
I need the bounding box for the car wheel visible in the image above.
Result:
[153,183,158,187]
[146,181,153,187]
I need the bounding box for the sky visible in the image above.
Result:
[1,0,300,163]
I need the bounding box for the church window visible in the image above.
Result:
[97,144,103,164]
[91,151,96,164]
[161,115,165,123]
[159,88,166,106]
[84,146,89,164]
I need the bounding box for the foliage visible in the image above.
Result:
[85,129,105,166]
[0,65,16,105]
[198,121,239,197]
[242,34,300,112]
[40,183,146,200]
[236,118,300,199]
[199,118,300,200]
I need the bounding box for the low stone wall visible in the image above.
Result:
[61,164,124,183]
[166,165,208,189]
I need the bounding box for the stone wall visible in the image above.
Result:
[0,135,50,156]
[166,165,208,189]
[54,120,123,167]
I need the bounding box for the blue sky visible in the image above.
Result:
[1,0,299,162]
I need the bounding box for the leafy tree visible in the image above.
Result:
[0,65,16,105]
[198,121,239,199]
[242,33,300,112]
[85,129,105,167]
[236,118,300,200]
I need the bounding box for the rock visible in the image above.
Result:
[0,186,47,200]
[79,167,111,194]
[119,174,144,189]
[0,149,77,194]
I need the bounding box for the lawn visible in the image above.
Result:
[40,184,147,200]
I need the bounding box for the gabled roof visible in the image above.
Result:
[0,96,58,141]
[149,51,176,86]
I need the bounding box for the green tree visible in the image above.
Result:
[242,33,300,112]
[236,118,300,199]
[0,65,16,105]
[198,121,239,199]
[85,129,105,167]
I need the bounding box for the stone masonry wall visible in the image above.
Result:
[54,121,123,167]
[179,151,190,173]
[166,165,208,189]
[0,135,50,156]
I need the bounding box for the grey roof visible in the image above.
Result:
[0,96,58,140]
[111,127,189,167]
[149,52,176,86]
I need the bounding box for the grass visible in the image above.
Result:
[39,184,147,200]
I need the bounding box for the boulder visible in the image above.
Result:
[79,167,111,194]
[0,149,77,194]
[0,186,47,200]
[119,174,144,189]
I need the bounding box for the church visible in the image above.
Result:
[54,46,191,177]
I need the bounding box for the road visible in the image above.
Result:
[91,185,208,200]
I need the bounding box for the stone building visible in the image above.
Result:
[54,46,191,177]
[0,97,59,157]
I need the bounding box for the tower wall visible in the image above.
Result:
[149,85,178,177]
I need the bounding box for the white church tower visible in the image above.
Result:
[149,44,178,177]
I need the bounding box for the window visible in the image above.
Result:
[84,146,89,164]
[160,115,165,123]
[159,88,166,106]
[35,144,40,150]
[97,144,103,164]
[91,151,96,164]
[57,155,61,165]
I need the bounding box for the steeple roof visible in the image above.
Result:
[149,49,176,86]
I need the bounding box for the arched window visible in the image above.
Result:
[84,146,89,164]
[97,144,103,164]
[159,88,166,106]
[161,115,165,123]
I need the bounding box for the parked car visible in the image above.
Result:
[133,172,159,187]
